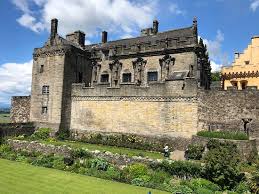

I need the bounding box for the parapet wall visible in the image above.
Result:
[198,90,259,139]
[10,96,31,123]
[70,79,199,138]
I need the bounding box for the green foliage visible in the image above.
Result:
[185,144,205,160]
[90,158,109,171]
[131,176,151,187]
[183,178,221,192]
[124,163,149,180]
[211,71,221,81]
[170,185,193,194]
[153,160,202,179]
[203,140,244,190]
[71,148,92,159]
[197,130,249,140]
[248,171,259,194]
[234,181,251,194]
[31,128,51,140]
[53,156,66,170]
[56,128,70,140]
[31,154,55,168]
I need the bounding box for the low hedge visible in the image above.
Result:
[197,131,249,140]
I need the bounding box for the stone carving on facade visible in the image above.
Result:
[91,60,101,85]
[132,57,147,86]
[109,59,122,87]
[159,54,175,81]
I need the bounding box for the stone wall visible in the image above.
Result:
[0,123,35,143]
[192,135,258,160]
[70,96,198,138]
[198,90,259,139]
[10,96,31,123]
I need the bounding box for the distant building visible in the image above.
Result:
[222,36,259,90]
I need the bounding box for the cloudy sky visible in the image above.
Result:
[0,0,259,107]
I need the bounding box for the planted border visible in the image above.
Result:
[197,131,249,140]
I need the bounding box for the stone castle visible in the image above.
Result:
[10,18,259,143]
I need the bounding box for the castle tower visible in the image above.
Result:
[30,19,91,131]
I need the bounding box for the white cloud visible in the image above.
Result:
[169,3,186,16]
[202,30,229,72]
[250,0,259,12]
[12,0,158,38]
[0,60,32,106]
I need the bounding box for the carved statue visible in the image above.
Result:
[159,55,175,81]
[91,61,101,84]
[109,59,122,87]
[132,57,147,86]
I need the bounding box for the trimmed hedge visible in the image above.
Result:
[197,131,249,140]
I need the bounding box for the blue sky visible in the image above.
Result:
[0,0,259,107]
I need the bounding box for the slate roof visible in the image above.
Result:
[84,26,196,51]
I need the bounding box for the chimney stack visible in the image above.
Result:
[102,31,108,43]
[153,20,159,34]
[235,52,240,59]
[51,18,58,39]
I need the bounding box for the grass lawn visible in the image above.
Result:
[0,113,10,123]
[0,159,169,194]
[40,139,164,159]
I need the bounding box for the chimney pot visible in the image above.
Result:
[153,20,159,34]
[51,18,58,39]
[102,31,108,43]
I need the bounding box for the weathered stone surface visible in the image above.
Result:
[198,89,259,139]
[192,135,258,160]
[170,150,186,161]
[10,96,31,123]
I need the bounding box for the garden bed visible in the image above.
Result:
[197,130,249,140]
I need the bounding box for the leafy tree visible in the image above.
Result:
[211,71,221,81]
[203,140,244,190]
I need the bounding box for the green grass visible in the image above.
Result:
[197,130,249,140]
[0,159,169,194]
[40,139,164,159]
[0,113,10,123]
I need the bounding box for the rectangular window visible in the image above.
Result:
[41,106,48,114]
[40,65,44,73]
[122,73,131,82]
[100,74,109,83]
[42,85,49,94]
[147,72,158,82]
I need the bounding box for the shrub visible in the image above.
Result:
[185,144,205,160]
[31,154,54,168]
[31,128,51,140]
[53,156,66,170]
[197,131,249,140]
[203,140,244,190]
[170,185,193,194]
[105,166,121,181]
[150,170,170,184]
[71,148,92,159]
[125,163,149,180]
[234,181,251,194]
[90,158,109,171]
[154,160,202,179]
[184,178,221,192]
[131,175,151,187]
